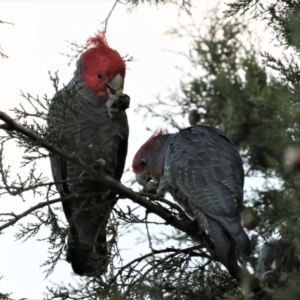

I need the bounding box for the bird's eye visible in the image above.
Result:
[96,73,105,81]
[140,159,146,166]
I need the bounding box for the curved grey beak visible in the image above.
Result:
[105,74,130,117]
[107,74,123,97]
[136,171,151,186]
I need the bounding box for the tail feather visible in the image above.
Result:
[209,214,251,256]
[206,216,240,279]
[232,226,251,256]
[67,223,108,276]
[66,196,113,276]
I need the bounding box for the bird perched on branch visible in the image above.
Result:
[132,125,251,279]
[48,32,129,276]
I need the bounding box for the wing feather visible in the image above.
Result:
[48,80,129,275]
[164,125,250,254]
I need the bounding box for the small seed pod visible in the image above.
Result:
[284,146,300,171]
[241,208,260,230]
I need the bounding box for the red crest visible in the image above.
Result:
[132,129,167,173]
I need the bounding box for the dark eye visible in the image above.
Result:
[140,159,146,166]
[96,73,105,81]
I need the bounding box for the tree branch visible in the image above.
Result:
[0,20,14,25]
[0,110,215,257]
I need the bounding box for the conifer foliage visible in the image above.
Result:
[1,1,300,299]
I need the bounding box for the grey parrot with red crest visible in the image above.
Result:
[48,32,129,276]
[132,125,251,278]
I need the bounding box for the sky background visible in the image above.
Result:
[0,1,281,299]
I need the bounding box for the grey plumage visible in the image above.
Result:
[48,46,129,276]
[133,125,250,278]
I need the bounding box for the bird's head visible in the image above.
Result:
[132,129,167,186]
[80,32,126,100]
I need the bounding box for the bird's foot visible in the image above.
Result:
[106,93,130,118]
[142,181,159,194]
[79,159,106,178]
[93,159,106,170]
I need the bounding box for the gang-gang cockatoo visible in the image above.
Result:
[132,125,251,278]
[48,32,129,276]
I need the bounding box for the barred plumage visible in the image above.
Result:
[133,125,250,278]
[48,32,129,276]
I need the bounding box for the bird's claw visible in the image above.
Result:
[106,94,130,118]
[142,181,159,194]
[79,159,106,178]
[94,158,106,170]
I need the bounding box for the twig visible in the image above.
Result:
[0,20,14,25]
[123,244,208,297]
[0,45,8,59]
[102,0,119,32]
[111,245,209,284]
[145,210,157,282]
[0,178,77,197]
[0,191,103,231]
[0,20,14,59]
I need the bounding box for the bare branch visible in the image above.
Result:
[0,45,8,59]
[0,20,14,25]
[110,244,210,285]
[0,20,14,59]
[102,0,120,32]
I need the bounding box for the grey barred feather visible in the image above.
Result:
[48,72,128,276]
[159,125,250,278]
